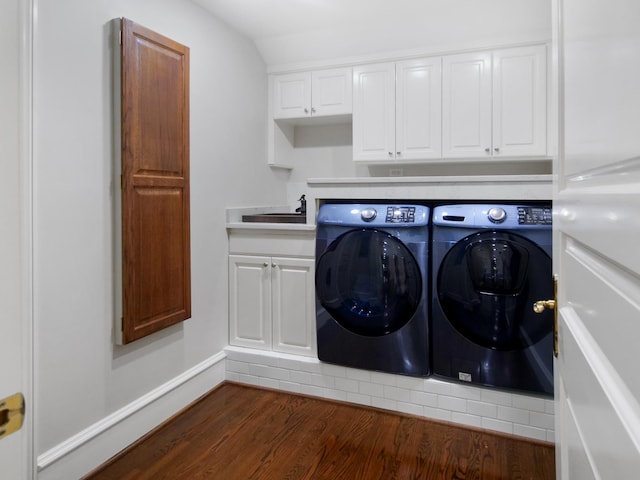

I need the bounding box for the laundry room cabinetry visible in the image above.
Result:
[442,45,547,158]
[271,68,353,119]
[352,58,442,163]
[268,68,353,168]
[228,230,316,357]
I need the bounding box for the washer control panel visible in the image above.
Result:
[518,206,552,225]
[385,206,416,223]
[318,204,429,227]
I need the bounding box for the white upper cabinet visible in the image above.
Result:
[272,68,352,119]
[353,58,442,163]
[442,45,547,158]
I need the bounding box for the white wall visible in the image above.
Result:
[33,0,285,460]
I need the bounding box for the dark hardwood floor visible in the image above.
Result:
[83,382,555,480]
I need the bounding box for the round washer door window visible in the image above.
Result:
[437,231,553,351]
[316,229,422,336]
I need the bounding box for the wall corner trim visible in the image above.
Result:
[37,351,227,476]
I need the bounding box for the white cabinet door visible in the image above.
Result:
[229,255,272,350]
[311,68,352,116]
[442,51,492,158]
[493,45,547,157]
[271,257,316,357]
[272,72,312,119]
[396,57,442,160]
[352,63,396,162]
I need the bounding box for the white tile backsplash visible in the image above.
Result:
[438,394,468,413]
[224,346,555,442]
[346,392,372,406]
[467,400,498,418]
[497,405,530,424]
[452,411,483,429]
[359,381,384,397]
[397,401,424,417]
[334,377,359,393]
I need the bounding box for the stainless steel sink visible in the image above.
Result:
[241,213,307,224]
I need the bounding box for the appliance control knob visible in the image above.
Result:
[361,208,377,222]
[488,207,507,223]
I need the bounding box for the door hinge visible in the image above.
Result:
[0,393,25,440]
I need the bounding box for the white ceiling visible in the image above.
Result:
[194,0,551,68]
[195,0,450,40]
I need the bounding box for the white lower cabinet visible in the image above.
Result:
[229,254,316,357]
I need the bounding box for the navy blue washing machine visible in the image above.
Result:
[431,203,554,395]
[315,203,430,377]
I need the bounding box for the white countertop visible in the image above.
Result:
[225,205,316,231]
[227,175,553,230]
[307,174,553,185]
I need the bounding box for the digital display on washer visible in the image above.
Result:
[518,207,552,225]
[386,206,416,223]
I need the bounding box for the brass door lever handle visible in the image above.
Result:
[534,275,558,357]
[533,299,556,314]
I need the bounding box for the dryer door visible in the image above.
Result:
[437,231,553,350]
[316,229,422,336]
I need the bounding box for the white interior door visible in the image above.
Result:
[554,0,640,478]
[0,0,32,478]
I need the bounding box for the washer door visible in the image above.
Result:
[437,231,553,350]
[316,229,422,336]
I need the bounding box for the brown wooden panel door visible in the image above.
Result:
[120,18,190,343]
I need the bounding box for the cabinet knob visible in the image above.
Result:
[272,263,277,268]
[388,152,393,157]
[396,151,401,156]
[494,147,500,153]
[304,108,309,114]
[263,262,269,267]
[311,107,316,114]
[484,148,491,154]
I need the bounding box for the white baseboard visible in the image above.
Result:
[37,351,226,480]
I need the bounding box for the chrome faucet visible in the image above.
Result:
[295,194,306,214]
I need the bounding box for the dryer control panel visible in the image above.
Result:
[432,204,552,229]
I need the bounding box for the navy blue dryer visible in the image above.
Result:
[431,204,554,395]
[315,204,430,377]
